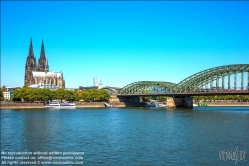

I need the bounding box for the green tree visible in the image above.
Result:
[0,86,5,101]
[81,91,91,101]
[42,89,52,101]
[2,86,6,92]
[64,90,75,101]
[143,96,151,101]
[55,88,66,102]
[158,96,167,101]
[26,88,35,102]
[88,89,97,101]
[96,89,110,101]
[74,91,79,101]
[244,95,249,102]
[78,89,109,102]
[237,95,244,102]
[12,87,29,101]
[193,96,201,101]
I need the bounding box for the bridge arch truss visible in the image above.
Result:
[102,87,120,94]
[173,64,249,93]
[119,81,176,94]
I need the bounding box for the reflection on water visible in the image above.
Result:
[1,107,249,165]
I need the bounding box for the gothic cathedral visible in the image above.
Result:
[24,38,65,88]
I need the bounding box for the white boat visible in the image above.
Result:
[145,101,157,107]
[145,101,166,107]
[193,104,199,107]
[46,101,76,109]
[158,103,166,107]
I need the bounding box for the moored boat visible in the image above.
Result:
[158,103,166,107]
[145,101,158,107]
[46,101,76,109]
[145,101,166,107]
[198,101,208,106]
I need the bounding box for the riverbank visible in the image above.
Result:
[0,102,45,109]
[1,101,248,109]
[194,101,249,106]
[0,102,105,109]
[0,102,126,109]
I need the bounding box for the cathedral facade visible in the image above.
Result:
[24,38,65,88]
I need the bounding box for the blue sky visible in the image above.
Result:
[1,1,249,88]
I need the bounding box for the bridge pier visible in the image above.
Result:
[183,97,193,108]
[166,96,193,109]
[166,97,176,108]
[111,95,145,107]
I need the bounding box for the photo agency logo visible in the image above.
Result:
[219,146,247,165]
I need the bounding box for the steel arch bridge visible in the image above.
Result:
[173,64,249,93]
[112,64,249,95]
[119,81,176,94]
[102,87,120,94]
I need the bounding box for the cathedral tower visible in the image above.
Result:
[24,38,65,88]
[37,39,49,72]
[24,38,37,86]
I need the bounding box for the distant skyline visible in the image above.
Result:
[1,1,249,88]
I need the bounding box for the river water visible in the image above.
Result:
[1,107,249,165]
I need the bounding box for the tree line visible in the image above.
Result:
[1,86,248,102]
[0,86,7,101]
[6,87,110,102]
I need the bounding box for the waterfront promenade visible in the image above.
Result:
[0,102,105,109]
[0,101,128,109]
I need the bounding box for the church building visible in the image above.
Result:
[24,38,65,89]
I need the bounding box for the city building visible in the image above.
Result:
[24,38,65,89]
[98,80,103,89]
[3,91,10,100]
[79,86,99,91]
[5,86,20,92]
[79,79,103,90]
[93,78,98,86]
[28,84,58,90]
[2,88,14,100]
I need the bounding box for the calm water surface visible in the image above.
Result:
[1,107,249,165]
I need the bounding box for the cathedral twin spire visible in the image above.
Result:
[28,38,35,58]
[26,38,49,72]
[24,38,65,88]
[38,39,49,72]
[25,38,50,86]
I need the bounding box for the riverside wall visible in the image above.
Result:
[0,102,46,109]
[0,101,126,109]
[1,101,249,109]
